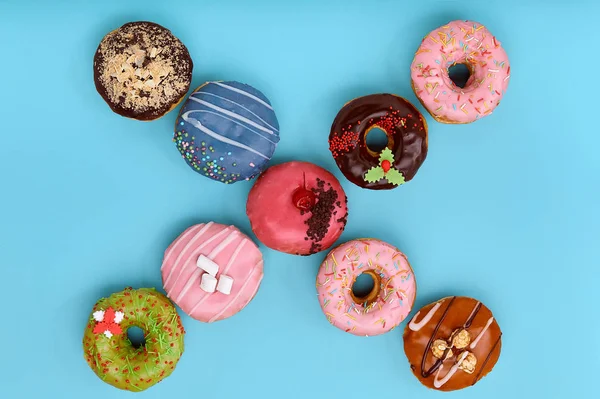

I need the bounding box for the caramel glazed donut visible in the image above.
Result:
[329,94,428,190]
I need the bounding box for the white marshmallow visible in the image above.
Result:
[200,274,217,293]
[216,275,234,295]
[197,254,219,276]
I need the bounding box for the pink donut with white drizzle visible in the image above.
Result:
[316,238,416,336]
[161,222,264,323]
[411,20,510,124]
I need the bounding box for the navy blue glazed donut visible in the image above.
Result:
[174,81,280,184]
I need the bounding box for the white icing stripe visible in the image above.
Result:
[220,239,248,276]
[188,239,248,315]
[465,301,481,326]
[207,230,239,259]
[182,111,270,160]
[409,300,443,331]
[212,82,273,110]
[188,96,274,135]
[244,270,263,304]
[169,228,235,297]
[433,351,469,388]
[163,223,213,287]
[470,317,494,349]
[196,91,279,133]
[190,110,277,144]
[162,224,203,270]
[175,269,202,303]
[208,260,263,322]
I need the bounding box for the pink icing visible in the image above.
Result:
[246,161,348,255]
[316,239,416,336]
[161,222,263,322]
[411,20,510,123]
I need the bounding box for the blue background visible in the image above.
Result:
[0,0,598,397]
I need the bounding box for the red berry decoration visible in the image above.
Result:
[381,160,391,173]
[292,173,316,211]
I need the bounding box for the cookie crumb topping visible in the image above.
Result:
[95,22,191,116]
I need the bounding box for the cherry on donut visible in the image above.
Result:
[292,173,316,211]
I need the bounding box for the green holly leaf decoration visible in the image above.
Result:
[364,147,406,185]
[385,168,406,186]
[365,166,385,183]
[379,147,394,163]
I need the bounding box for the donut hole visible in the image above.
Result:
[351,270,381,305]
[126,326,146,349]
[365,127,389,153]
[448,63,471,88]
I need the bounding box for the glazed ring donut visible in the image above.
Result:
[83,287,185,391]
[411,20,510,124]
[329,94,428,190]
[316,238,417,336]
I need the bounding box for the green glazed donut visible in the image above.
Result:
[83,287,185,391]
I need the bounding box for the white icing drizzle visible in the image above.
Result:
[182,111,270,159]
[464,301,481,326]
[189,109,278,144]
[188,96,274,134]
[433,351,469,388]
[163,222,214,287]
[470,317,494,349]
[195,91,279,132]
[408,300,443,331]
[212,82,274,111]
[207,260,263,322]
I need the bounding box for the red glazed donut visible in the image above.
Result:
[329,94,428,190]
[246,161,348,256]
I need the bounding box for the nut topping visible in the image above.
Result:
[458,352,477,374]
[449,328,471,349]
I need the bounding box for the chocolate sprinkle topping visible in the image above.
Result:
[304,178,343,255]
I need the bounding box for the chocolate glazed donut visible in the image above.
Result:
[329,94,428,190]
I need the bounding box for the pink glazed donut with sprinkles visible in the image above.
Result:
[411,20,510,124]
[316,238,416,336]
[161,222,264,323]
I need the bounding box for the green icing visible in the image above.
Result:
[365,166,385,183]
[82,287,185,392]
[379,147,395,163]
[385,168,405,185]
